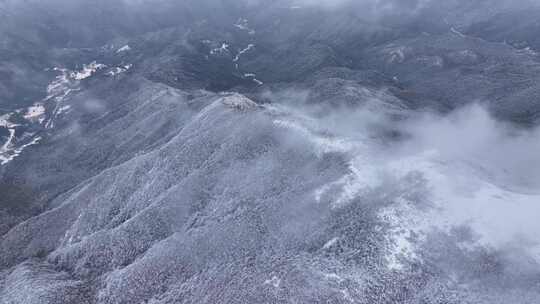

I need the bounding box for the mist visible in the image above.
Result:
[266,89,540,269]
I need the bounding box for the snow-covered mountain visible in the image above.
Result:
[1,1,540,303]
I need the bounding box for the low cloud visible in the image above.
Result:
[268,87,540,266]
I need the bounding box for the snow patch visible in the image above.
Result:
[384,45,410,64]
[242,73,263,85]
[234,18,256,35]
[233,44,255,62]
[450,27,467,38]
[71,61,106,80]
[518,46,538,56]
[263,276,281,288]
[210,43,230,55]
[0,133,41,165]
[116,45,131,53]
[1,60,107,165]
[0,114,16,128]
[107,64,132,76]
[323,237,340,249]
[58,105,71,115]
[23,103,46,122]
[0,129,15,154]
